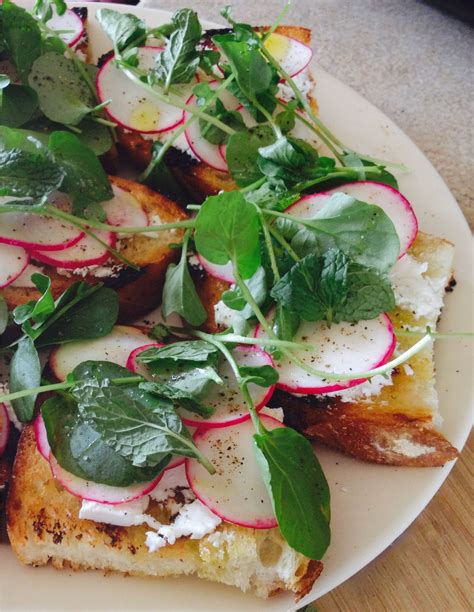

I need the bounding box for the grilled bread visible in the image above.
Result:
[7,426,322,599]
[193,231,458,466]
[117,25,318,201]
[1,177,186,322]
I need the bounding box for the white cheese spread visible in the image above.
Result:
[79,496,160,529]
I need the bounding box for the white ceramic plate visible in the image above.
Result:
[0,4,472,611]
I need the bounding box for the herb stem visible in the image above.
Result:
[267,224,300,262]
[258,211,280,281]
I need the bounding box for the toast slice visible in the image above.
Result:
[116,25,318,201]
[1,177,187,322]
[7,426,322,599]
[193,232,458,466]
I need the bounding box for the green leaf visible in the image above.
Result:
[0,83,38,128]
[244,178,299,212]
[0,126,64,200]
[226,125,275,187]
[9,336,41,422]
[194,191,261,279]
[139,381,214,418]
[257,136,320,183]
[275,101,297,134]
[272,303,300,342]
[162,233,207,327]
[222,265,267,319]
[71,380,202,468]
[194,86,245,145]
[0,296,8,335]
[48,131,113,217]
[148,323,170,342]
[42,394,165,486]
[71,360,137,383]
[239,364,278,387]
[140,141,190,205]
[13,272,55,326]
[29,53,98,126]
[75,118,113,156]
[253,426,331,560]
[96,8,146,52]
[2,0,42,84]
[153,9,202,90]
[137,340,218,366]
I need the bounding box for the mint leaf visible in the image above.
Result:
[96,8,146,52]
[153,9,202,91]
[272,303,300,342]
[254,426,331,560]
[9,336,41,422]
[226,125,275,187]
[194,191,261,279]
[2,1,42,84]
[137,340,219,366]
[139,381,214,418]
[48,131,113,218]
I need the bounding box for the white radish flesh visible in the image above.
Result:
[0,213,83,251]
[31,229,115,269]
[263,32,313,78]
[101,185,149,232]
[254,312,396,394]
[34,413,50,462]
[196,255,235,283]
[178,346,276,428]
[49,454,163,505]
[0,243,29,288]
[0,403,9,458]
[97,47,195,134]
[49,325,151,381]
[186,416,283,528]
[47,7,84,48]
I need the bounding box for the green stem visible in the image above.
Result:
[267,224,300,262]
[258,210,280,281]
[261,1,292,41]
[210,333,311,351]
[395,329,474,339]
[239,177,267,193]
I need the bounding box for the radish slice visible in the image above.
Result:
[178,346,275,428]
[263,32,313,78]
[0,243,29,288]
[34,413,50,462]
[46,7,84,48]
[186,416,284,528]
[31,229,115,269]
[0,213,83,251]
[196,256,235,283]
[49,454,163,505]
[289,182,418,258]
[254,311,396,394]
[165,428,196,472]
[97,47,196,134]
[184,81,241,172]
[126,343,164,376]
[101,185,149,230]
[0,403,10,458]
[49,325,151,381]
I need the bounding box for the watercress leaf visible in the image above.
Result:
[164,365,222,400]
[226,125,275,186]
[13,272,55,327]
[96,9,146,52]
[75,117,113,156]
[222,265,267,320]
[71,360,137,383]
[42,394,165,486]
[194,191,261,279]
[253,426,331,559]
[162,255,207,327]
[198,102,245,146]
[333,263,395,322]
[0,84,38,128]
[137,340,218,366]
[257,136,320,183]
[48,131,113,217]
[0,125,64,199]
[199,49,220,76]
[9,336,41,422]
[272,303,300,342]
[29,53,98,126]
[153,9,202,89]
[303,193,400,273]
[139,381,214,418]
[72,380,201,468]
[0,296,7,335]
[275,101,297,134]
[244,178,299,212]
[240,364,278,387]
[36,286,119,346]
[2,0,42,84]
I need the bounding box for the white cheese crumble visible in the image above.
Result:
[213,299,236,328]
[145,499,222,552]
[278,69,312,102]
[188,254,202,268]
[56,263,123,280]
[79,496,160,529]
[390,254,445,322]
[0,382,23,431]
[327,374,394,403]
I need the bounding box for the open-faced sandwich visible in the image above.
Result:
[0,0,461,602]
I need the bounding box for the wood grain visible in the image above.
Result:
[316,432,473,611]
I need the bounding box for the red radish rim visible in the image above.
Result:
[0,248,29,289]
[126,342,165,373]
[49,453,165,505]
[0,403,10,458]
[195,253,234,283]
[254,313,396,394]
[180,345,276,429]
[30,232,116,269]
[185,416,284,529]
[0,228,84,252]
[34,412,50,462]
[96,47,186,135]
[65,9,85,48]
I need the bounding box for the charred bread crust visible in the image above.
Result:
[1,177,187,322]
[7,427,322,599]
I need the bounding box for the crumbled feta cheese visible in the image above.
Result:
[206,530,234,548]
[278,69,312,102]
[145,499,221,552]
[328,374,394,403]
[213,299,236,328]
[0,382,23,431]
[390,255,445,321]
[188,254,202,268]
[79,497,160,529]
[56,263,123,279]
